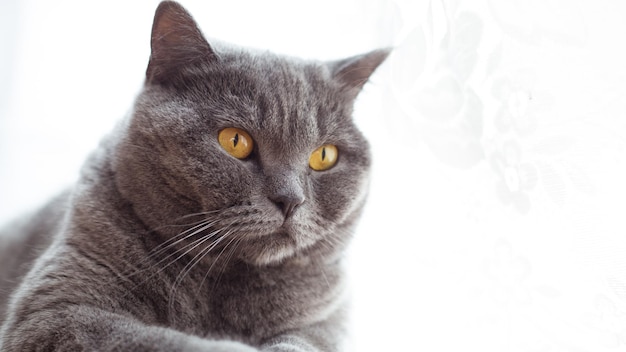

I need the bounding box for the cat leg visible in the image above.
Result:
[0,305,258,352]
[260,328,343,352]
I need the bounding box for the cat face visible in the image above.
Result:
[112,2,388,266]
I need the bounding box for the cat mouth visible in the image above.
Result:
[241,226,294,246]
[188,205,307,265]
[237,229,299,265]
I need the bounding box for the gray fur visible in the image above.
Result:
[0,1,388,351]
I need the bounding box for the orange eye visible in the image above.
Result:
[309,144,338,171]
[218,128,254,159]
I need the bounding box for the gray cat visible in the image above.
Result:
[0,1,388,351]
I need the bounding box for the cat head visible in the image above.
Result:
[112,1,388,266]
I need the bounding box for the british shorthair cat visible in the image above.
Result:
[0,1,388,350]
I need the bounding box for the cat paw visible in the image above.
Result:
[261,343,309,352]
[188,338,259,352]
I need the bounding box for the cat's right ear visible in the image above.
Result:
[328,48,391,101]
[146,1,216,84]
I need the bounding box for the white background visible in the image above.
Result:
[2,0,626,351]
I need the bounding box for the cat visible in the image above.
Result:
[0,1,388,351]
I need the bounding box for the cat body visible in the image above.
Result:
[0,2,387,351]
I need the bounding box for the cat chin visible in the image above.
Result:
[240,250,295,267]
[237,225,329,267]
[236,232,299,266]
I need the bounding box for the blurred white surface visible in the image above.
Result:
[2,0,626,351]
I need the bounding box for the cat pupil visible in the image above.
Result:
[321,147,326,161]
[233,133,239,148]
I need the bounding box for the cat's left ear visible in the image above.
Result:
[329,48,391,100]
[146,1,216,84]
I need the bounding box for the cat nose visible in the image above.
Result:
[270,193,305,219]
[265,167,305,219]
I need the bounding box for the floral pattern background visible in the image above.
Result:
[1,0,626,351]
[354,0,626,351]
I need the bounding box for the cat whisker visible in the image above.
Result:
[211,234,244,293]
[168,225,239,311]
[167,233,222,312]
[117,235,208,296]
[147,209,225,254]
[200,231,242,296]
[176,210,222,220]
[114,219,217,283]
[116,208,240,292]
[148,219,219,260]
[116,225,224,293]
[155,211,223,232]
[154,217,212,231]
[147,228,216,274]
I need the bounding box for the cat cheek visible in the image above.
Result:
[314,173,364,223]
[194,162,256,209]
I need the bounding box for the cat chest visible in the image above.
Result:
[188,266,344,342]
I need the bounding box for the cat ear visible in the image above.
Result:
[329,48,391,99]
[146,1,216,84]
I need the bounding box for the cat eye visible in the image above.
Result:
[309,144,338,171]
[218,127,254,159]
